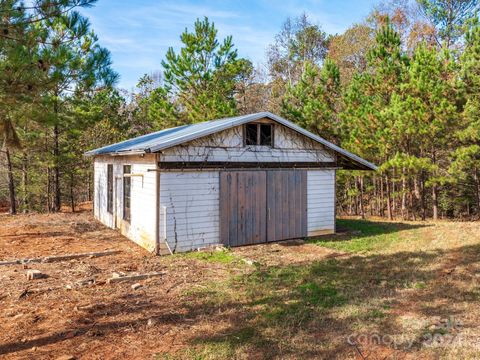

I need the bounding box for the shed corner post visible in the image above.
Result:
[334,169,337,234]
[92,156,95,217]
[154,153,161,255]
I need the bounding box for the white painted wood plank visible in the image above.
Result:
[159,171,220,252]
[307,170,335,233]
[94,155,157,252]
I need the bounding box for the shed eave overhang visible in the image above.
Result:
[84,111,377,171]
[146,112,378,171]
[84,149,147,157]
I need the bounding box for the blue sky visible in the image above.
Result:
[81,0,379,90]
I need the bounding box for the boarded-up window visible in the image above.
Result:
[123,165,131,221]
[107,164,113,214]
[245,123,273,146]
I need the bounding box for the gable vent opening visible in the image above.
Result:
[245,123,273,147]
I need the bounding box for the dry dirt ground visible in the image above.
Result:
[0,210,479,359]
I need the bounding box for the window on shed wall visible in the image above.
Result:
[259,124,272,146]
[123,165,131,221]
[245,124,258,145]
[107,164,113,214]
[245,123,273,146]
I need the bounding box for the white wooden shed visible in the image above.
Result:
[85,112,376,254]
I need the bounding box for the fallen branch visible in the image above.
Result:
[107,271,166,284]
[65,278,96,290]
[0,250,121,266]
[18,286,60,299]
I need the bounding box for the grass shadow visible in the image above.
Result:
[308,219,433,253]
[186,243,480,359]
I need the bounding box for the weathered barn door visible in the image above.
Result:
[220,170,307,246]
[266,170,307,242]
[220,171,267,246]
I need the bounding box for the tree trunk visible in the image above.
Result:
[380,176,385,217]
[413,175,421,220]
[69,172,75,213]
[368,177,377,217]
[44,130,51,212]
[386,175,393,220]
[353,176,358,216]
[87,170,92,202]
[5,148,17,215]
[46,167,51,212]
[431,149,438,220]
[432,185,439,220]
[421,174,426,221]
[474,170,480,215]
[401,168,407,220]
[347,179,352,215]
[21,152,28,213]
[392,169,396,214]
[53,124,61,212]
[375,177,381,217]
[409,178,415,221]
[359,176,365,219]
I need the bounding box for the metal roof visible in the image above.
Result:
[84,112,377,170]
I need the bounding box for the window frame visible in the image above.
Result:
[123,165,131,222]
[107,164,113,214]
[244,123,274,147]
[245,123,258,146]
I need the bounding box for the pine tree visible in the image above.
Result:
[37,10,117,211]
[1,1,117,212]
[0,0,101,213]
[281,59,340,142]
[417,0,479,48]
[342,20,408,219]
[159,17,248,124]
[0,2,41,214]
[451,18,480,214]
[386,44,457,219]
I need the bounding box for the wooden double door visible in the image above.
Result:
[220,170,307,247]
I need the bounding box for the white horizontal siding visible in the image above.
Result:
[95,157,336,253]
[307,170,335,235]
[93,155,157,252]
[94,158,113,228]
[159,171,220,252]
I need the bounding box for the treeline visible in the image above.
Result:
[0,0,119,213]
[2,0,480,221]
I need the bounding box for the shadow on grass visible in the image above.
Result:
[335,218,431,236]
[308,219,433,253]
[187,243,480,359]
[1,243,478,359]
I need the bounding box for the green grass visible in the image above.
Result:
[166,219,480,359]
[183,249,238,263]
[308,218,419,253]
[296,282,345,308]
[237,258,352,327]
[155,321,266,360]
[363,308,387,320]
